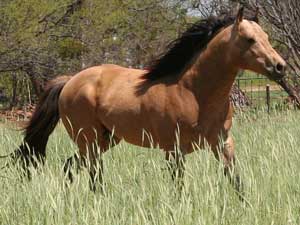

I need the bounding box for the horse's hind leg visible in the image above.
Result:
[85,129,120,192]
[63,154,80,183]
[62,120,119,191]
[83,140,105,192]
[63,149,102,191]
[165,149,186,191]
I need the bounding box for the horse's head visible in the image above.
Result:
[228,8,286,81]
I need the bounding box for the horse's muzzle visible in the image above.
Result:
[266,62,286,82]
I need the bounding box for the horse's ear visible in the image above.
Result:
[254,7,260,23]
[236,7,244,25]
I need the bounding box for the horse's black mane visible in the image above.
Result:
[143,13,257,81]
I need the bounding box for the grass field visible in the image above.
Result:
[0,109,300,225]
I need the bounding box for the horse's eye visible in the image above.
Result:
[247,38,255,44]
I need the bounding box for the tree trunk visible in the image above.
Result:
[277,79,300,109]
[9,72,18,109]
[24,68,44,98]
[230,84,251,107]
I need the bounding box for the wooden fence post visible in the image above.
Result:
[266,84,270,113]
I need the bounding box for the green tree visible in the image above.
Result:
[0,0,189,107]
[0,0,84,103]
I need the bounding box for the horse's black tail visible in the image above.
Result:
[11,75,72,172]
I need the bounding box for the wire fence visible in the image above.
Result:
[235,73,289,108]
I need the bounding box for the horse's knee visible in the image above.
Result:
[223,136,235,163]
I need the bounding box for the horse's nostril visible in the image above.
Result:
[276,63,284,73]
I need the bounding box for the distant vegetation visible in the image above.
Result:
[0,0,298,108]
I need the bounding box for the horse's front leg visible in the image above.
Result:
[215,134,244,199]
[165,150,186,191]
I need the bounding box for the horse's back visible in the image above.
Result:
[59,64,145,104]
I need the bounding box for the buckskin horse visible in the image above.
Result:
[9,8,286,194]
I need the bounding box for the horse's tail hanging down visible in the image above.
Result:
[12,75,72,170]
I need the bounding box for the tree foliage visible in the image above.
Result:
[0,0,188,106]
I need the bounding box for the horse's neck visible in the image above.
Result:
[180,45,239,108]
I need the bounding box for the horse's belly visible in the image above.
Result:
[99,104,224,153]
[101,114,174,149]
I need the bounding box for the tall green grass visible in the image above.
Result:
[0,110,299,225]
